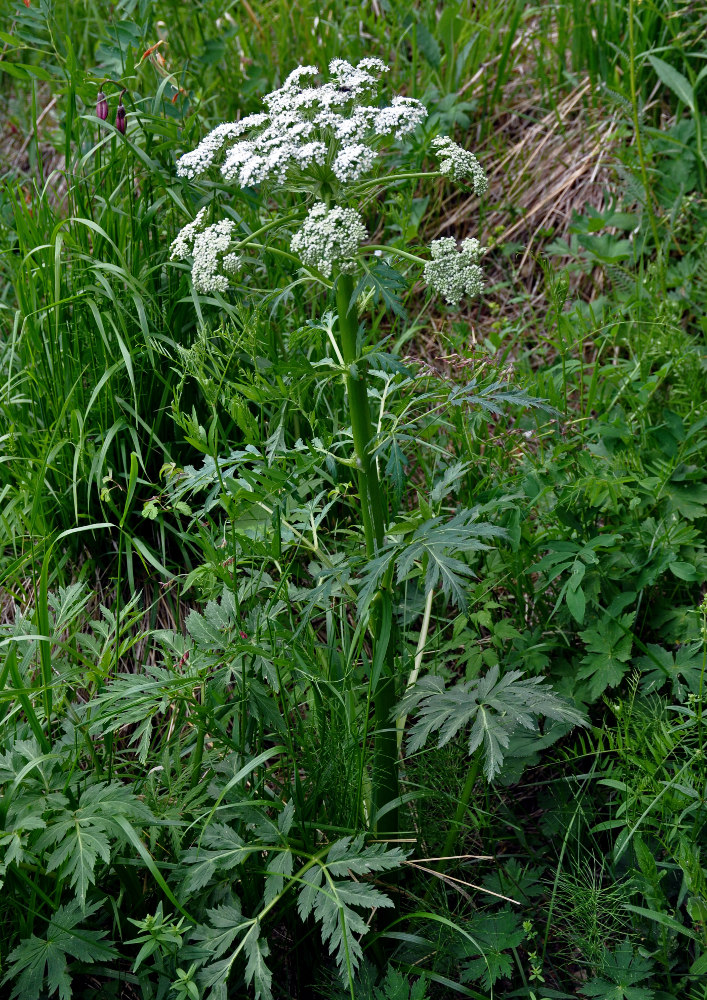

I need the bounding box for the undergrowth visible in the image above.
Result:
[1,0,707,998]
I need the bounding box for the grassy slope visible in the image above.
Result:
[1,1,707,998]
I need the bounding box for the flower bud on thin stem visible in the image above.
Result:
[96,88,108,121]
[115,90,127,134]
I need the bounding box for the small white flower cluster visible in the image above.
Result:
[176,59,427,190]
[170,208,241,294]
[431,135,488,195]
[290,202,367,277]
[423,237,485,306]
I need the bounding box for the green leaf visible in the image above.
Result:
[193,905,273,1000]
[565,583,586,625]
[579,940,655,1000]
[374,966,429,1000]
[297,836,408,983]
[404,667,586,781]
[35,781,153,907]
[358,507,505,613]
[242,923,272,1000]
[648,55,695,112]
[577,615,634,699]
[669,559,699,581]
[3,900,115,1000]
[385,438,408,504]
[457,907,524,990]
[638,642,703,699]
[181,823,257,894]
[415,22,441,68]
[0,61,57,81]
[622,904,698,940]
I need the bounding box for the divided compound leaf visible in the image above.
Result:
[405,666,585,781]
[34,782,154,907]
[579,940,655,1000]
[296,836,409,983]
[192,904,272,1000]
[357,508,505,613]
[181,823,258,895]
[2,900,115,1000]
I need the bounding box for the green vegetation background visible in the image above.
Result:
[1,1,707,998]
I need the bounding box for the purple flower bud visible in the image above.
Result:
[96,89,108,121]
[115,98,126,134]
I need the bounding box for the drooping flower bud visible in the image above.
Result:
[115,93,126,134]
[96,89,108,121]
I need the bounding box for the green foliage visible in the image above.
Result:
[2,900,116,1000]
[580,942,655,1000]
[403,666,586,781]
[2,1,707,999]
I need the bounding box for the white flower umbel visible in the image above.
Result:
[290,203,367,277]
[423,237,485,306]
[176,58,427,192]
[431,135,488,195]
[169,207,209,260]
[170,212,241,295]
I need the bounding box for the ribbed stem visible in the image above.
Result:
[442,753,481,859]
[336,273,399,833]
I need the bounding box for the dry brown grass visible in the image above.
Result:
[409,72,626,371]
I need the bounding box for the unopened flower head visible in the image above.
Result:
[170,209,241,295]
[176,58,427,192]
[290,202,367,277]
[96,89,108,121]
[423,237,485,306]
[431,135,488,195]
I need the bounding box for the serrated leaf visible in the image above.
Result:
[352,262,408,318]
[34,782,152,907]
[415,22,441,68]
[648,55,694,112]
[405,666,586,781]
[373,966,429,1000]
[2,900,115,1000]
[580,940,655,1000]
[358,508,504,614]
[296,837,407,983]
[263,849,294,906]
[181,823,256,894]
[242,922,272,1000]
[577,615,634,699]
[430,461,470,503]
[278,799,295,836]
[638,641,703,699]
[385,438,408,503]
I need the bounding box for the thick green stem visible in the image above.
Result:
[442,753,481,859]
[336,274,383,551]
[336,273,399,833]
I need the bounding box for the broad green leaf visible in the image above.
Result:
[405,667,585,781]
[648,55,695,112]
[2,900,115,1000]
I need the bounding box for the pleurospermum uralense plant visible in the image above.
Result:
[171,58,584,841]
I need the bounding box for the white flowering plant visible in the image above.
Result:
[170,57,487,301]
[171,58,498,837]
[164,64,571,1000]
